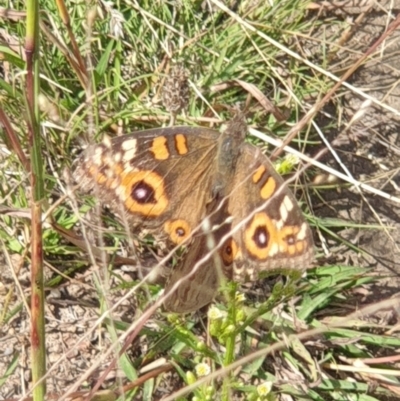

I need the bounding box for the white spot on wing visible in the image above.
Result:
[269,243,279,256]
[275,219,284,231]
[279,202,288,222]
[122,139,137,162]
[284,195,294,210]
[114,152,122,163]
[297,222,308,240]
[116,185,126,200]
[246,267,256,281]
[103,137,112,147]
[279,195,294,223]
[93,147,103,166]
[121,138,137,151]
[123,149,137,163]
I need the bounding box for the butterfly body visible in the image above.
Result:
[76,119,313,313]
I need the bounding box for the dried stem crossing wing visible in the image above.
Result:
[74,116,314,313]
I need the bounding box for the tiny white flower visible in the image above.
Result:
[257,381,272,396]
[207,305,225,320]
[285,153,299,166]
[235,291,246,302]
[195,363,211,377]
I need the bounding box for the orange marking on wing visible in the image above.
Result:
[252,165,265,183]
[221,238,238,265]
[175,134,188,155]
[164,219,191,244]
[244,212,277,259]
[151,136,169,160]
[296,241,304,253]
[120,170,168,216]
[278,225,302,256]
[88,155,124,189]
[89,165,107,185]
[260,177,276,200]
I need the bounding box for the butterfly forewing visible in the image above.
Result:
[75,127,221,245]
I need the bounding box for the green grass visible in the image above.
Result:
[1,1,400,401]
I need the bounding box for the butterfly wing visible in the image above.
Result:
[75,127,220,245]
[227,143,314,281]
[163,199,233,313]
[163,234,220,313]
[75,123,313,313]
[164,133,313,312]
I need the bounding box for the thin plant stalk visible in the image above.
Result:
[26,0,46,399]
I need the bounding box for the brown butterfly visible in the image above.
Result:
[75,116,314,313]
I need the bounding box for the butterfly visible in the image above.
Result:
[75,115,314,313]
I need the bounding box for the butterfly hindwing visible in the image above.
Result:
[227,143,314,281]
[163,199,233,313]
